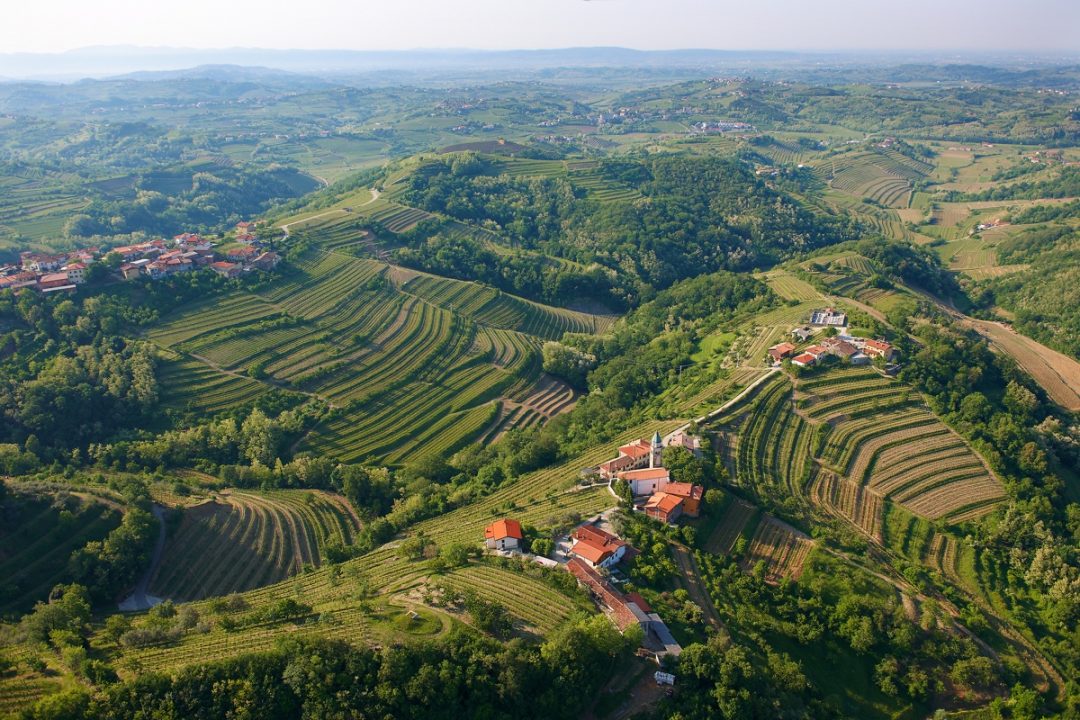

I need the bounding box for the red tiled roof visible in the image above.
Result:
[792,353,816,364]
[864,339,891,352]
[618,440,651,459]
[484,519,523,541]
[566,559,639,631]
[625,591,652,613]
[804,345,827,355]
[663,482,703,500]
[769,342,796,355]
[618,467,670,481]
[571,541,612,565]
[645,492,683,513]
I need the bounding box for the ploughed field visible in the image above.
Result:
[147,248,607,464]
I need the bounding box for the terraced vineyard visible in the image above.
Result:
[144,246,611,463]
[0,492,122,615]
[808,470,884,541]
[400,272,616,339]
[815,148,932,208]
[805,369,1005,522]
[717,374,814,501]
[478,374,577,443]
[149,489,362,602]
[157,354,273,416]
[710,366,1004,532]
[440,563,587,635]
[740,516,814,583]
[703,499,757,555]
[566,167,641,203]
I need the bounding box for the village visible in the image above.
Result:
[768,307,898,370]
[481,428,707,666]
[0,221,280,294]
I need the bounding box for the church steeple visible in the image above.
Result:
[650,431,662,468]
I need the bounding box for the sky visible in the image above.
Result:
[4,0,1080,55]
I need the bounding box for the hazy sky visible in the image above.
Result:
[5,0,1080,54]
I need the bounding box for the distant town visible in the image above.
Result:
[0,221,280,294]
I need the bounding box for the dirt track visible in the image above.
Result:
[963,318,1080,412]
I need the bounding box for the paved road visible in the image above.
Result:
[118,504,167,612]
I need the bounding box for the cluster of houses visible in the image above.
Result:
[119,223,279,281]
[766,308,898,369]
[0,221,279,294]
[482,515,681,657]
[597,430,705,524]
[0,248,97,294]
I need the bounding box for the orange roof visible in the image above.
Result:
[864,339,892,351]
[618,439,651,459]
[571,541,612,565]
[645,492,683,513]
[804,345,827,355]
[618,467,670,481]
[769,342,796,354]
[792,353,816,364]
[663,482,703,500]
[484,519,523,541]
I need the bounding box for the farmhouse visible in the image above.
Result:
[61,263,86,284]
[809,307,847,327]
[791,352,817,367]
[663,482,703,517]
[862,339,895,361]
[250,251,281,271]
[0,271,39,290]
[644,492,684,524]
[227,245,259,262]
[37,272,73,290]
[569,525,629,569]
[619,467,671,496]
[599,432,662,480]
[767,342,796,363]
[211,261,242,279]
[20,252,64,273]
[483,518,523,551]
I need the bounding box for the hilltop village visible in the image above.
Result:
[0,221,278,293]
[483,430,706,659]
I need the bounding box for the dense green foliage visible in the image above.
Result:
[17,617,632,720]
[397,154,854,307]
[901,323,1080,682]
[970,224,1080,358]
[67,164,319,239]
